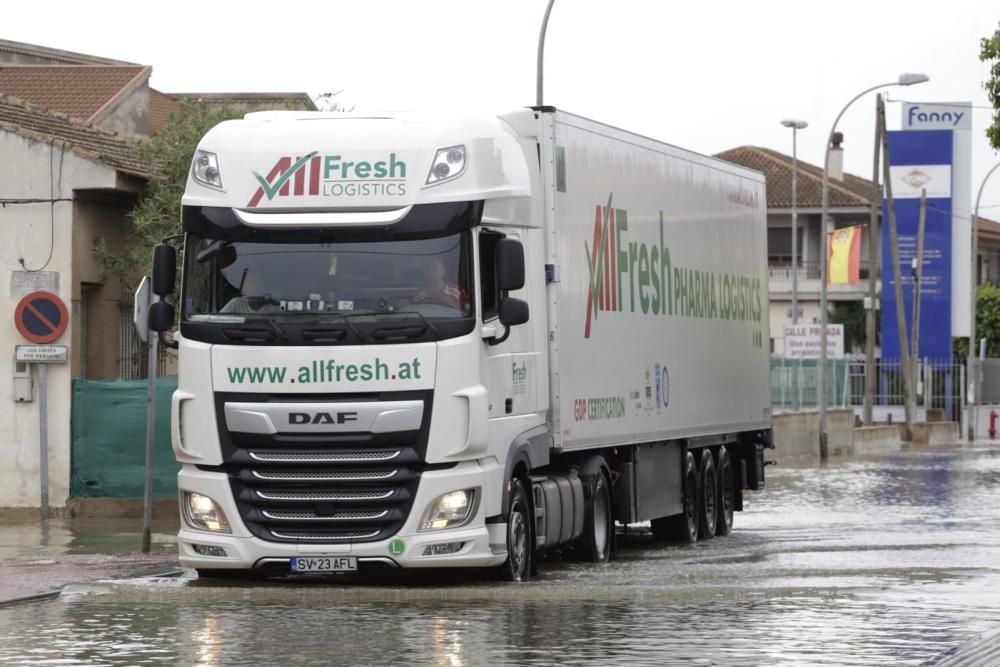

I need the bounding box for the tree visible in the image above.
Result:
[954,284,1000,358]
[983,23,1000,150]
[100,100,244,285]
[829,301,866,352]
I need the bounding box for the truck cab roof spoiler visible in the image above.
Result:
[233,206,414,228]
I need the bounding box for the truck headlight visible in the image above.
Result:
[425,145,466,187]
[419,488,478,531]
[192,150,224,190]
[184,492,231,533]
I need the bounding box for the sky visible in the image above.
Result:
[6,0,1000,212]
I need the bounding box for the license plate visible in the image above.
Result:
[291,556,357,573]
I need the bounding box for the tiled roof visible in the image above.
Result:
[169,92,315,111]
[149,88,182,132]
[0,94,145,176]
[715,145,876,209]
[0,38,136,66]
[0,65,149,122]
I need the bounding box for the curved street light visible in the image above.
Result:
[968,160,1000,440]
[536,0,557,106]
[818,73,930,457]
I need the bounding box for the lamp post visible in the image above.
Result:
[818,73,930,458]
[781,120,808,327]
[968,160,1000,440]
[536,0,557,106]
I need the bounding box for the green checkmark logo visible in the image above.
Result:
[252,151,318,201]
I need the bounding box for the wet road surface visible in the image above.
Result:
[3,445,1000,665]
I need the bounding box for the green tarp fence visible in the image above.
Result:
[71,377,179,498]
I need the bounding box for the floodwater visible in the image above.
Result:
[3,445,1000,665]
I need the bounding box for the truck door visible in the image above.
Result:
[479,228,541,419]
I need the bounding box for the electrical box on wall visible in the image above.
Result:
[13,360,33,402]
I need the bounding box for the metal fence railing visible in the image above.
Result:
[772,356,965,419]
[119,292,167,380]
[767,259,874,282]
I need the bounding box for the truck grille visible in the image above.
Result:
[211,391,432,545]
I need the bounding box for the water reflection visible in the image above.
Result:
[192,611,222,666]
[0,447,999,665]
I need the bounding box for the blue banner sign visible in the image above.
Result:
[881,130,953,360]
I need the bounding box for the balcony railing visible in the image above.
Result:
[768,258,874,282]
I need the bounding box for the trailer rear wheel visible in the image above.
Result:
[650,450,699,544]
[579,466,613,562]
[716,447,735,536]
[496,477,533,582]
[698,449,718,539]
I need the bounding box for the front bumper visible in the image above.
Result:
[178,461,507,571]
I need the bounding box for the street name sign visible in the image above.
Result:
[16,345,68,363]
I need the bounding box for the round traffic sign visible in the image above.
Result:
[14,291,68,344]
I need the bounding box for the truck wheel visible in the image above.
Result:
[716,447,735,536]
[698,449,718,539]
[650,450,699,544]
[497,477,533,582]
[579,467,613,562]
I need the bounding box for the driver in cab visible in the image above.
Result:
[411,256,468,311]
[220,271,283,314]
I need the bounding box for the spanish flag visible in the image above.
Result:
[828,225,862,284]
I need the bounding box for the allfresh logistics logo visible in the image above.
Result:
[247,152,408,207]
[583,193,763,338]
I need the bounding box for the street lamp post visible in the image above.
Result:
[968,160,1000,440]
[818,73,930,458]
[536,0,557,106]
[781,120,808,327]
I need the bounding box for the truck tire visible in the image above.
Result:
[650,450,699,544]
[578,464,613,563]
[496,477,533,582]
[698,449,718,539]
[716,447,735,536]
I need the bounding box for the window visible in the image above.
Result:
[479,229,504,321]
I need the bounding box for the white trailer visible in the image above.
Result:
[147,107,771,581]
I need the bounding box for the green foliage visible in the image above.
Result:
[829,300,866,351]
[953,284,1000,357]
[982,23,1000,151]
[100,100,244,285]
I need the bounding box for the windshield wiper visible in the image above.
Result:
[293,312,368,341]
[223,316,288,343]
[369,310,440,340]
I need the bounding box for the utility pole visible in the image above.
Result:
[911,189,927,423]
[879,103,914,440]
[863,95,883,425]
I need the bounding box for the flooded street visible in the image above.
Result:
[3,445,1000,665]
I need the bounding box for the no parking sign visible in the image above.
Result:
[14,291,68,344]
[13,290,68,522]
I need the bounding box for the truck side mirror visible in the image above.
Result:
[152,244,176,296]
[496,238,525,292]
[148,300,175,333]
[498,297,529,327]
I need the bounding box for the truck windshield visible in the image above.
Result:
[183,232,472,333]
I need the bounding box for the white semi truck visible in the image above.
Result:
[147,107,772,581]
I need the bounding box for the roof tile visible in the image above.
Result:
[715,146,876,209]
[0,93,144,175]
[0,65,147,121]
